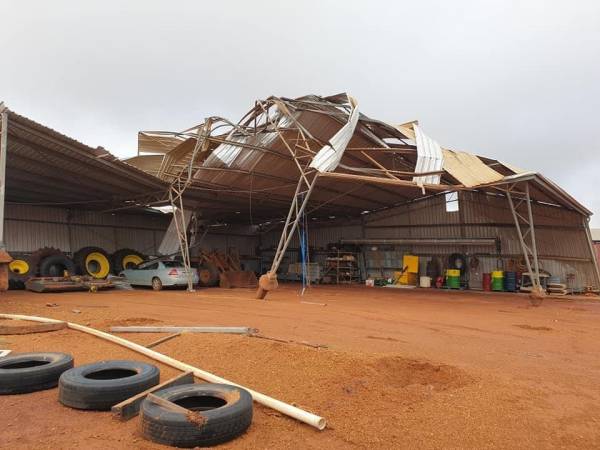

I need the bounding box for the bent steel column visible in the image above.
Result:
[0,105,7,249]
[168,182,194,292]
[256,171,318,299]
[506,182,541,291]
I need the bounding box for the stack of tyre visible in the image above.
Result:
[8,247,145,289]
[0,353,253,447]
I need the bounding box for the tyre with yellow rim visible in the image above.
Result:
[74,247,112,279]
[8,256,32,290]
[111,248,145,275]
[9,259,30,276]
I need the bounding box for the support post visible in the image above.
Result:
[256,171,318,299]
[506,182,542,295]
[168,182,194,292]
[583,217,600,289]
[0,105,8,249]
[164,120,212,292]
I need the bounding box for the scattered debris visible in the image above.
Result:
[27,277,114,293]
[0,321,67,335]
[112,371,194,421]
[145,332,181,349]
[0,313,327,430]
[71,309,82,314]
[300,301,327,306]
[251,334,329,349]
[110,326,257,335]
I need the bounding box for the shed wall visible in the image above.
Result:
[4,204,169,255]
[260,191,598,289]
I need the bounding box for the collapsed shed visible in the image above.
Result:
[0,94,598,297]
[124,93,600,297]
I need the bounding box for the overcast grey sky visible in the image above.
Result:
[2,1,599,224]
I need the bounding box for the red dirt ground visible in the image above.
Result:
[1,285,600,449]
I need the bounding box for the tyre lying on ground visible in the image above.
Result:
[74,246,112,279]
[39,254,76,277]
[111,248,145,274]
[59,360,160,410]
[141,383,253,448]
[0,352,74,394]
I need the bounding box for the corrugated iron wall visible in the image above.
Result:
[4,204,169,255]
[259,191,597,288]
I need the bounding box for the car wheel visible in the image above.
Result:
[152,277,163,291]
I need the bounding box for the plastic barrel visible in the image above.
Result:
[491,270,504,291]
[482,273,491,291]
[446,269,460,289]
[504,271,517,292]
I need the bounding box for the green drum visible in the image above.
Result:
[491,270,504,291]
[446,269,460,289]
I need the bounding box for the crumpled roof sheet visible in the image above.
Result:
[442,149,504,187]
[138,132,186,155]
[130,93,590,220]
[310,95,359,172]
[412,124,443,185]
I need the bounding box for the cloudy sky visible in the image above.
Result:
[2,1,599,224]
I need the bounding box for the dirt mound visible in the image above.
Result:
[368,356,468,391]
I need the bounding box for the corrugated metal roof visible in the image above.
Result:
[131,93,591,222]
[4,108,169,209]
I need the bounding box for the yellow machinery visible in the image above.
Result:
[396,255,419,285]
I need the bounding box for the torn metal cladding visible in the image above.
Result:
[125,92,593,298]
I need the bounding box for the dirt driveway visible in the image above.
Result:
[1,285,599,449]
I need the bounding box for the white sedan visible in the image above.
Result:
[119,260,199,290]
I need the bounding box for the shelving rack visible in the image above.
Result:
[324,250,361,284]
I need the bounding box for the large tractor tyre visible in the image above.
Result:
[448,253,467,271]
[141,383,253,448]
[0,352,74,394]
[8,256,33,290]
[59,360,160,410]
[74,247,112,279]
[29,247,63,276]
[39,254,76,277]
[112,248,145,274]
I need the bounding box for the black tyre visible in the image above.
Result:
[39,254,76,277]
[59,360,160,410]
[152,277,163,291]
[449,253,467,271]
[0,352,74,394]
[9,256,33,289]
[111,248,145,274]
[29,247,62,276]
[74,247,112,279]
[141,383,253,448]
